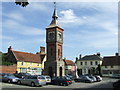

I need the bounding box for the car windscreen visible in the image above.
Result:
[46,77,50,79]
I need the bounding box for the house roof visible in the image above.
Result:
[80,55,102,60]
[64,60,75,66]
[102,56,120,66]
[12,50,42,63]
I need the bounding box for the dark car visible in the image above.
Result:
[65,74,75,80]
[14,73,31,78]
[113,80,120,90]
[1,73,19,83]
[51,76,72,86]
[74,75,94,83]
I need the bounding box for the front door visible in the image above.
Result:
[59,67,62,77]
[48,67,53,78]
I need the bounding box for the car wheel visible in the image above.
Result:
[17,81,21,85]
[59,83,62,86]
[8,79,11,83]
[63,83,68,86]
[31,82,35,87]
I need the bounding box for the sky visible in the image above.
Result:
[1,1,118,61]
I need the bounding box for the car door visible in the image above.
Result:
[21,76,29,85]
[3,75,9,82]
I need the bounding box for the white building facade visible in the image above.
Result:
[76,53,103,76]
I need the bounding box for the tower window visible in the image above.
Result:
[58,49,60,57]
[51,48,53,56]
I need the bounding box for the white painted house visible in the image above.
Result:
[76,53,103,76]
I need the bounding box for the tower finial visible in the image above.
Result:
[53,2,56,9]
[47,2,62,28]
[52,2,58,19]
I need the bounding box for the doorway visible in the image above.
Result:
[49,67,53,77]
[59,67,62,76]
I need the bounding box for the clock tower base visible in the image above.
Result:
[44,60,65,77]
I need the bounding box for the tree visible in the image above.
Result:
[96,64,102,76]
[1,53,15,66]
[15,0,29,7]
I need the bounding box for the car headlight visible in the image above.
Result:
[12,79,17,82]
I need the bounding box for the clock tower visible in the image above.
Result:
[44,6,65,77]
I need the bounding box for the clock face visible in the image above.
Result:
[58,32,62,41]
[48,32,55,40]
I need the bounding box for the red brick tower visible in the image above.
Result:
[44,6,65,77]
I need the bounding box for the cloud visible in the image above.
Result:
[25,2,50,12]
[58,2,118,51]
[3,12,24,22]
[59,9,85,26]
[2,19,45,36]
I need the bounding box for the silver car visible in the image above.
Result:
[17,75,46,87]
[42,75,51,84]
[1,73,19,83]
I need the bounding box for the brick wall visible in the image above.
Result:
[0,64,17,74]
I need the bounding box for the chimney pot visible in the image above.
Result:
[79,54,82,59]
[40,46,45,54]
[115,53,119,56]
[97,52,100,56]
[8,46,12,53]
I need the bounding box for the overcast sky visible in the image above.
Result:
[1,2,118,61]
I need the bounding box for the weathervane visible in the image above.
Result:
[53,2,56,9]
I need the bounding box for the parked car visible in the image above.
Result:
[17,75,46,87]
[42,75,51,84]
[113,80,120,90]
[111,74,120,79]
[84,74,97,82]
[14,73,31,78]
[51,76,72,86]
[65,74,75,80]
[94,75,102,82]
[74,75,94,83]
[0,73,6,82]
[1,73,19,83]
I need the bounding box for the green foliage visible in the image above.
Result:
[0,53,15,66]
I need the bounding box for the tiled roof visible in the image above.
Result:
[12,50,42,63]
[102,56,120,66]
[64,60,75,66]
[81,55,102,60]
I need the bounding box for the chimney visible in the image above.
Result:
[8,46,12,53]
[79,54,82,59]
[115,52,119,56]
[40,46,45,54]
[97,52,100,57]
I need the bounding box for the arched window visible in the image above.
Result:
[58,49,60,57]
[51,48,53,56]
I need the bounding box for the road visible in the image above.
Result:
[0,77,119,89]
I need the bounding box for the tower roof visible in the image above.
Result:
[46,6,62,29]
